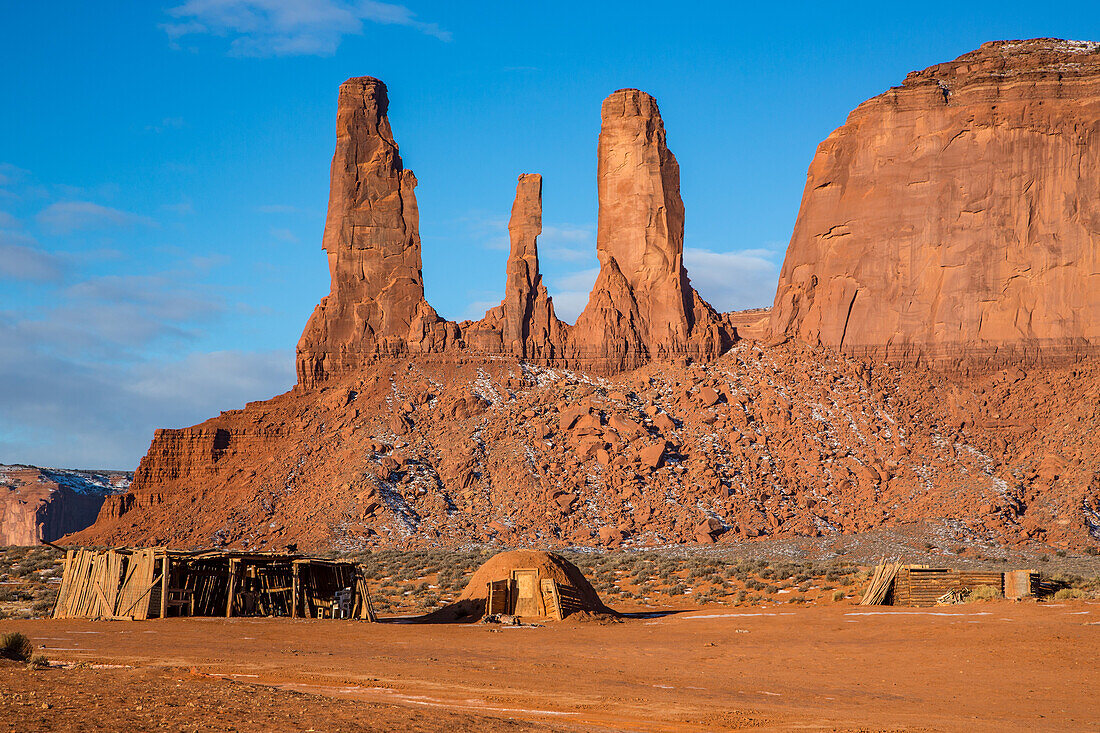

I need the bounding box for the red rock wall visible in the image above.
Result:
[771,39,1100,368]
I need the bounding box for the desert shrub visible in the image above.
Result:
[26,653,49,670]
[966,585,1001,602]
[31,599,54,616]
[667,583,685,596]
[832,590,845,602]
[735,590,747,603]
[1053,588,1085,601]
[1055,550,1067,558]
[1086,546,1099,556]
[0,632,33,661]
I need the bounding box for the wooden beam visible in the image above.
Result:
[226,558,239,618]
[291,563,299,619]
[160,557,170,618]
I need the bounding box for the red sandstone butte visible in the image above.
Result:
[771,39,1100,367]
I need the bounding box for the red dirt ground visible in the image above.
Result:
[3,601,1099,731]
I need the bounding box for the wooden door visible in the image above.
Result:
[511,569,540,617]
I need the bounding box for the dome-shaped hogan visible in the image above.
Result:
[422,550,614,623]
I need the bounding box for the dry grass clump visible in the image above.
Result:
[966,585,1002,602]
[1053,587,1086,601]
[1,632,33,661]
[26,653,49,670]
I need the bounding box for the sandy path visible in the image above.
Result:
[4,601,1099,731]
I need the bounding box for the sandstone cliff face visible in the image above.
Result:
[573,89,731,371]
[296,77,456,388]
[0,466,129,545]
[771,39,1100,367]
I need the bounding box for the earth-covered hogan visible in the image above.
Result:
[422,549,613,622]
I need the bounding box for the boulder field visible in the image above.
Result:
[69,39,1100,551]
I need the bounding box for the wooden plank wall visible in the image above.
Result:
[486,579,511,615]
[894,567,1005,607]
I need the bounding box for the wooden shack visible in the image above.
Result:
[862,564,1042,607]
[53,548,376,621]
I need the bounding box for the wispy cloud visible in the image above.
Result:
[547,266,600,324]
[269,227,299,243]
[37,201,156,235]
[164,0,451,57]
[462,299,498,320]
[683,245,782,312]
[0,235,64,283]
[145,117,186,133]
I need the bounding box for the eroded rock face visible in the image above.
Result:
[771,39,1100,367]
[462,174,569,360]
[296,77,455,388]
[0,466,129,545]
[573,89,731,372]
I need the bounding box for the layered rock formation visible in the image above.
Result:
[573,89,731,371]
[772,39,1100,367]
[0,466,129,545]
[69,44,1100,553]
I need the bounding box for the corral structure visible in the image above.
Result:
[53,547,376,621]
[861,564,1043,607]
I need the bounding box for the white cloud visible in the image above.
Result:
[0,237,64,282]
[462,299,498,320]
[270,227,299,243]
[0,335,294,469]
[37,201,156,235]
[540,223,594,262]
[0,212,18,228]
[547,266,600,324]
[683,245,782,312]
[165,0,451,57]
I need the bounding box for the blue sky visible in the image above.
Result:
[1,2,1096,469]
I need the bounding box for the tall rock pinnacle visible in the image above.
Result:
[573,89,730,371]
[296,77,451,387]
[464,174,568,359]
[500,174,567,359]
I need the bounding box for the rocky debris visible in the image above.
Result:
[572,88,732,372]
[0,466,129,545]
[66,341,1100,551]
[771,39,1100,368]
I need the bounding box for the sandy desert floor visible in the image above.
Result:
[3,601,1099,732]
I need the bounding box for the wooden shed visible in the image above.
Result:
[862,564,1041,607]
[53,547,376,621]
